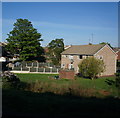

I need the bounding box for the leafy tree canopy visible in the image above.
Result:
[99,42,113,49]
[6,18,45,62]
[78,57,105,79]
[47,38,64,65]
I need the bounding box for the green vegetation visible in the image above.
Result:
[3,89,120,118]
[3,73,120,118]
[6,18,45,62]
[2,71,20,89]
[47,38,64,65]
[78,57,105,79]
[99,42,113,48]
[13,73,119,97]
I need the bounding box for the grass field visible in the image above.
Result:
[2,73,120,118]
[16,73,118,97]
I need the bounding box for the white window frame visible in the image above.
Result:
[69,55,73,59]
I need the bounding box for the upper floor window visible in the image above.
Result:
[100,56,103,60]
[96,55,103,60]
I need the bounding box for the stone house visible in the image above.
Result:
[61,44,117,76]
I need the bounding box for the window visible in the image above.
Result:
[96,55,103,60]
[69,64,74,70]
[100,56,103,60]
[79,55,83,59]
[62,64,65,68]
[69,55,73,59]
[62,55,67,58]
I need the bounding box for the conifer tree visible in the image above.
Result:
[6,19,45,62]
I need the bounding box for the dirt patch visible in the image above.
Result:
[99,90,111,96]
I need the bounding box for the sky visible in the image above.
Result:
[2,2,118,47]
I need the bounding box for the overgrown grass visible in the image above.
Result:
[2,73,120,118]
[15,73,119,97]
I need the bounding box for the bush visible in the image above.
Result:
[1,71,20,89]
[78,57,105,79]
[115,72,120,89]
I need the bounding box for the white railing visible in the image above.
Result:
[9,62,60,73]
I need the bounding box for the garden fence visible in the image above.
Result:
[11,62,60,73]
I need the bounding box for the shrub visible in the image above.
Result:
[1,71,20,89]
[78,57,105,79]
[115,72,120,89]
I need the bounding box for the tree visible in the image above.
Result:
[47,39,64,65]
[78,57,105,79]
[99,42,113,49]
[6,19,45,62]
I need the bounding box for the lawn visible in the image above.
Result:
[16,73,118,97]
[2,73,120,118]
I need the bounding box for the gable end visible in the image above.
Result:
[94,44,117,56]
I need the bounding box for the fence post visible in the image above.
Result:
[21,65,22,71]
[12,64,14,70]
[37,62,39,72]
[57,69,58,73]
[36,67,38,72]
[43,68,45,73]
[50,68,52,73]
[37,62,39,67]
[29,67,30,72]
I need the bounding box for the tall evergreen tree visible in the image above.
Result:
[6,19,45,62]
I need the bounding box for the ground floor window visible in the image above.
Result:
[79,55,83,59]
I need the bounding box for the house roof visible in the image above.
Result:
[116,51,120,60]
[113,48,120,53]
[61,44,106,55]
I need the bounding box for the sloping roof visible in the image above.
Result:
[61,44,106,55]
[116,51,120,60]
[113,48,120,53]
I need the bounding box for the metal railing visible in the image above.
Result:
[11,62,60,73]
